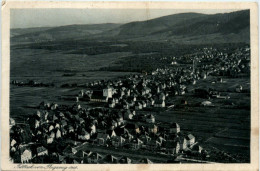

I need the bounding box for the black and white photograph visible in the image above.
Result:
[1,1,259,171]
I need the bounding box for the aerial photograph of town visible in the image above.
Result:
[9,8,250,164]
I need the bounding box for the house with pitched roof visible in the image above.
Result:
[138,131,149,140]
[148,124,158,134]
[20,147,32,163]
[122,131,133,142]
[185,134,195,147]
[146,114,155,123]
[63,145,77,155]
[88,123,96,135]
[102,154,119,163]
[78,129,90,140]
[134,102,143,110]
[75,150,90,158]
[112,136,126,147]
[96,133,110,145]
[116,113,124,126]
[123,110,134,120]
[87,152,104,163]
[58,154,66,164]
[154,99,165,108]
[36,146,48,157]
[159,92,166,100]
[106,130,117,138]
[192,144,203,153]
[122,101,129,109]
[56,129,62,139]
[10,139,17,147]
[108,98,116,108]
[141,101,147,108]
[130,138,143,150]
[146,140,161,151]
[46,131,55,144]
[170,123,180,134]
[125,123,140,134]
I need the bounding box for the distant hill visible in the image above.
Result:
[11,23,121,44]
[11,10,250,44]
[118,13,207,36]
[11,27,52,37]
[114,10,250,43]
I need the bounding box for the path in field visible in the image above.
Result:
[205,127,229,143]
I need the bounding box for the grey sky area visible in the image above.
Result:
[11,9,241,28]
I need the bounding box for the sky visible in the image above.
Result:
[11,9,241,29]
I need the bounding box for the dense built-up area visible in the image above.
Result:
[10,46,250,163]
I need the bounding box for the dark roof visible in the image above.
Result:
[114,127,129,136]
[165,141,179,148]
[88,152,104,160]
[112,136,125,142]
[108,98,114,103]
[36,146,47,153]
[140,134,151,142]
[116,112,123,118]
[124,109,132,115]
[193,144,203,151]
[147,114,154,119]
[131,138,143,144]
[75,150,91,158]
[171,122,180,128]
[146,140,161,146]
[63,145,77,154]
[91,90,104,99]
[60,120,67,126]
[102,154,119,163]
[125,123,139,130]
[148,124,157,128]
[155,99,164,104]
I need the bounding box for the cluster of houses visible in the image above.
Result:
[9,100,203,163]
[78,47,249,110]
[80,77,169,109]
[186,47,250,78]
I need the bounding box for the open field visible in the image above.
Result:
[11,48,134,85]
